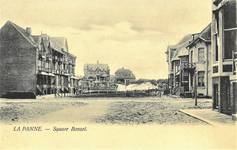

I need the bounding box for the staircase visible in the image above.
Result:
[172,84,180,96]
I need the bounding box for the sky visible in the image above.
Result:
[0,0,212,79]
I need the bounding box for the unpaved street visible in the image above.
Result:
[0,97,212,124]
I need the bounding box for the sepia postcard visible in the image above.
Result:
[0,0,236,149]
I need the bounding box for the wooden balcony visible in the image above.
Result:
[181,62,196,72]
[38,66,52,73]
[38,51,46,59]
[46,54,52,61]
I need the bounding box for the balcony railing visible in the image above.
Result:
[38,51,46,59]
[181,62,196,70]
[46,54,52,61]
[38,66,52,73]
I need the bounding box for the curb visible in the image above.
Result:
[179,109,214,126]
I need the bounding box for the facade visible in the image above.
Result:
[0,21,79,98]
[82,61,117,93]
[167,25,213,98]
[211,0,237,119]
[166,34,197,97]
[187,24,212,98]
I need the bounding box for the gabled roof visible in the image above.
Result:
[170,34,198,61]
[4,21,37,46]
[187,24,211,49]
[84,63,110,72]
[50,37,69,53]
[199,23,211,41]
[1,21,73,55]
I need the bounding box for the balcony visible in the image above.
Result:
[38,66,52,73]
[46,54,52,61]
[53,56,58,62]
[58,58,64,63]
[38,51,46,60]
[181,62,196,72]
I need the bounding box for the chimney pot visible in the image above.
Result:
[26,27,31,35]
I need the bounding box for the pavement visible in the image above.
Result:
[180,109,236,126]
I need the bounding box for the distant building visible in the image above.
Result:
[83,61,116,92]
[114,67,136,84]
[84,61,110,81]
[0,21,79,98]
[211,0,237,119]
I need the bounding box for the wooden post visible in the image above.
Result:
[194,70,198,106]
[125,79,127,97]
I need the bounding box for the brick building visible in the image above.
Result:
[0,21,79,98]
[211,0,237,119]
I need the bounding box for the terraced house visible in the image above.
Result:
[166,34,198,97]
[166,25,212,98]
[186,24,212,98]
[0,21,79,98]
[211,0,237,119]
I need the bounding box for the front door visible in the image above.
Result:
[213,84,219,109]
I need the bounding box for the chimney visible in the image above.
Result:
[26,27,31,35]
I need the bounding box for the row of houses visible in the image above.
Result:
[166,25,212,98]
[0,20,137,98]
[166,0,237,119]
[0,21,80,98]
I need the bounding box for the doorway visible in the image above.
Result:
[233,82,237,114]
[213,84,219,109]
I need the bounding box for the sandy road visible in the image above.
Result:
[0,97,213,124]
[33,100,112,123]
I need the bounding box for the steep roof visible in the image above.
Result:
[170,34,198,61]
[199,23,211,41]
[84,62,110,77]
[84,63,109,71]
[4,21,36,46]
[187,24,211,48]
[49,37,69,53]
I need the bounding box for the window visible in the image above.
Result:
[223,0,237,59]
[190,51,193,63]
[182,71,189,81]
[224,0,237,29]
[224,30,237,59]
[214,10,219,61]
[214,34,219,61]
[198,71,205,87]
[198,48,205,62]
